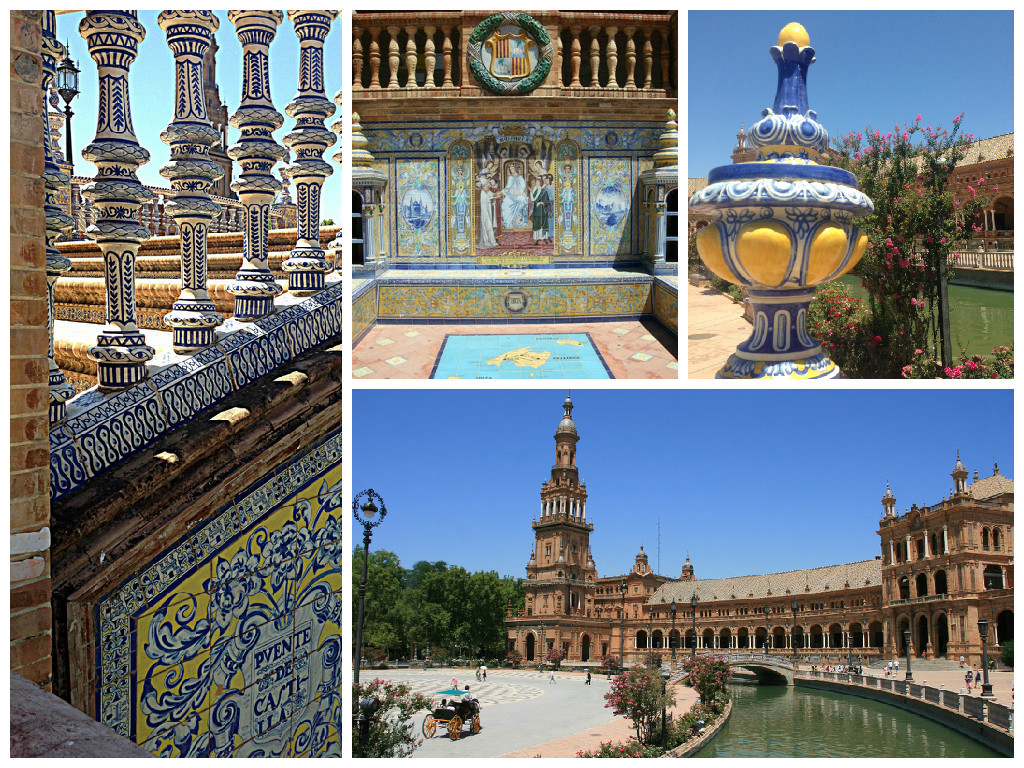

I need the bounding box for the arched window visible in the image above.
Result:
[982,527,990,551]
[665,189,678,262]
[351,191,365,265]
[984,565,1005,590]
[934,570,948,595]
[916,573,928,597]
[992,528,1001,551]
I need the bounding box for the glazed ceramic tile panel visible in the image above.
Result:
[362,120,659,263]
[352,287,376,343]
[95,429,343,757]
[376,282,651,320]
[587,157,633,257]
[653,278,678,336]
[395,158,441,257]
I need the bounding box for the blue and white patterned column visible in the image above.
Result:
[326,87,344,262]
[80,11,156,390]
[42,12,77,420]
[158,11,226,352]
[226,10,286,321]
[282,11,338,294]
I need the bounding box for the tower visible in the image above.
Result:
[202,33,234,198]
[680,552,695,581]
[525,394,598,623]
[951,449,969,496]
[881,480,896,519]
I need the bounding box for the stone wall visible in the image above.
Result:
[10,8,54,689]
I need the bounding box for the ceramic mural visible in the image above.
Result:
[396,159,441,257]
[96,429,343,757]
[588,157,633,256]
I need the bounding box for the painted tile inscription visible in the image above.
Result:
[96,430,343,757]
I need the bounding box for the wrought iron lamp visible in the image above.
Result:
[353,489,388,691]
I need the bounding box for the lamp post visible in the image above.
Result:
[353,489,387,692]
[977,619,994,698]
[619,580,627,670]
[847,623,854,673]
[791,599,799,659]
[539,622,546,670]
[690,593,698,657]
[425,618,431,669]
[56,52,80,238]
[608,617,615,679]
[764,605,772,654]
[358,696,381,758]
[903,629,913,682]
[661,670,671,752]
[670,599,678,662]
[648,609,654,666]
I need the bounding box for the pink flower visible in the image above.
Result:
[915,349,923,355]
[892,246,899,255]
[978,177,985,185]
[902,131,910,141]
[940,236,947,244]
[899,258,910,268]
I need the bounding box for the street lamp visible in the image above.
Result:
[670,599,677,662]
[791,599,799,659]
[847,623,854,673]
[690,593,698,657]
[56,51,81,238]
[648,608,654,666]
[764,605,772,654]
[977,619,994,697]
[353,489,387,692]
[619,580,627,670]
[608,617,615,679]
[358,696,381,757]
[425,618,431,669]
[903,629,913,682]
[539,622,546,670]
[661,670,671,752]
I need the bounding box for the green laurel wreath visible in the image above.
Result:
[468,12,553,95]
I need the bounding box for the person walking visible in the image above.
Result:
[585,671,592,685]
[550,669,556,684]
[965,670,973,693]
[975,670,982,688]
[959,655,965,668]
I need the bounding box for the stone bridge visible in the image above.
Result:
[719,652,797,685]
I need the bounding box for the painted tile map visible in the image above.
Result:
[96,429,343,757]
[431,333,612,379]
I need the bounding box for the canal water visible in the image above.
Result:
[694,683,1001,758]
[833,276,1013,358]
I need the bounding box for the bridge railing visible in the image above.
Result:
[949,250,1014,270]
[720,652,796,670]
[799,670,1012,733]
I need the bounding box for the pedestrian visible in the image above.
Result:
[550,669,556,684]
[585,671,592,685]
[959,655,965,668]
[895,659,900,673]
[452,677,458,689]
[483,667,487,681]
[975,670,982,687]
[965,671,972,693]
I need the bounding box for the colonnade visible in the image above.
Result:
[42,10,341,409]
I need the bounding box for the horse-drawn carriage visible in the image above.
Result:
[421,688,481,741]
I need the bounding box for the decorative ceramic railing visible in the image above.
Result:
[352,11,676,96]
[950,250,1013,270]
[43,11,340,416]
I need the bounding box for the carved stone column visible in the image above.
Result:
[226,10,286,321]
[386,26,401,89]
[79,11,155,390]
[353,25,364,88]
[657,28,670,94]
[423,26,436,89]
[623,26,637,89]
[641,28,653,90]
[441,25,454,88]
[282,11,338,294]
[158,11,226,352]
[588,26,601,88]
[605,26,619,89]
[569,26,582,87]
[404,26,419,88]
[368,27,382,90]
[42,12,76,419]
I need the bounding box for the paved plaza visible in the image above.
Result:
[686,281,751,379]
[374,668,696,758]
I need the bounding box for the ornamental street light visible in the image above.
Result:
[353,489,387,693]
[619,580,627,670]
[608,617,615,679]
[791,599,799,659]
[847,623,854,673]
[358,696,381,757]
[648,609,654,666]
[539,622,546,670]
[977,618,994,697]
[56,51,80,173]
[764,604,772,654]
[425,618,431,669]
[670,599,678,662]
[690,593,698,657]
[903,629,913,682]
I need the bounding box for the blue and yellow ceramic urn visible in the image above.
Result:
[689,23,874,379]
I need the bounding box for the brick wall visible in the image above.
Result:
[9,10,53,688]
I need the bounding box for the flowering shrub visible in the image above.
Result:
[505,649,523,669]
[827,113,991,376]
[604,667,675,745]
[352,678,431,757]
[807,284,875,376]
[601,654,620,674]
[576,740,663,758]
[681,655,731,704]
[903,345,1013,379]
[545,647,568,669]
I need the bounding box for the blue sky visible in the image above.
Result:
[688,10,1014,177]
[55,11,343,226]
[352,389,1013,582]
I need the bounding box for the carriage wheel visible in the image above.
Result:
[448,716,462,740]
[472,716,481,734]
[421,715,436,739]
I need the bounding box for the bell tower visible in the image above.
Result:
[524,394,598,620]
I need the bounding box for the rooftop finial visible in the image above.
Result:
[653,108,678,169]
[777,22,810,48]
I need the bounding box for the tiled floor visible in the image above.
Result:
[353,320,677,379]
[687,282,752,379]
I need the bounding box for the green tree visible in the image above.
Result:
[352,547,406,658]
[604,667,675,745]
[999,640,1013,669]
[681,655,731,704]
[546,647,567,669]
[353,677,431,757]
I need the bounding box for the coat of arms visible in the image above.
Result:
[486,30,533,79]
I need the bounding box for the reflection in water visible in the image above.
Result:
[833,276,1013,358]
[694,684,999,758]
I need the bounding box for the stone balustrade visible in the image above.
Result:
[43,10,341,412]
[352,11,676,96]
[950,250,1014,270]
